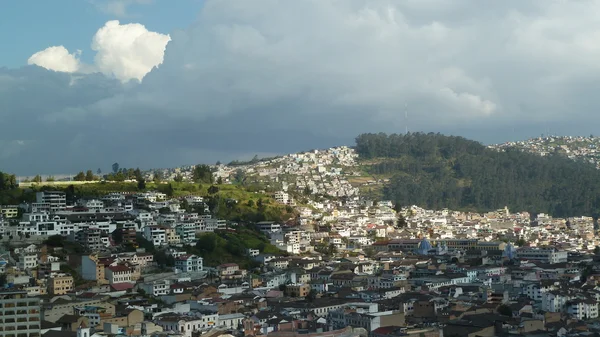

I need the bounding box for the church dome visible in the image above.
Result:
[417,237,432,255]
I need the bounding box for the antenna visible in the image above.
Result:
[404,103,408,134]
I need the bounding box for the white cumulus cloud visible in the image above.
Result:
[27,20,169,82]
[27,46,81,73]
[92,20,171,82]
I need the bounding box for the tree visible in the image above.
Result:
[217,177,223,185]
[74,171,86,181]
[247,200,255,207]
[46,176,55,182]
[303,186,312,196]
[196,233,217,254]
[112,228,124,244]
[137,178,146,190]
[216,161,221,166]
[208,185,219,194]
[153,170,163,183]
[192,165,213,184]
[112,162,120,174]
[85,170,95,181]
[497,304,512,317]
[97,168,102,175]
[0,171,17,191]
[174,174,184,183]
[233,169,246,184]
[32,175,42,183]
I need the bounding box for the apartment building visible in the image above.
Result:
[0,290,41,337]
[143,226,166,246]
[49,274,74,295]
[35,191,67,212]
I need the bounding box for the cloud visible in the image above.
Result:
[92,0,152,18]
[27,46,82,73]
[92,20,171,82]
[10,0,600,174]
[27,20,169,82]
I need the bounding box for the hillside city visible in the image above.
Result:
[2,140,600,337]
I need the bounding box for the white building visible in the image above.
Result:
[143,226,167,246]
[35,191,67,212]
[516,248,568,264]
[175,255,203,273]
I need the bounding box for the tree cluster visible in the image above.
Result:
[74,170,98,181]
[356,132,600,217]
[192,165,213,184]
[0,171,17,191]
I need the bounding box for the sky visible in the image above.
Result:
[2,0,600,175]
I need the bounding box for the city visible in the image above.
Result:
[1,139,600,337]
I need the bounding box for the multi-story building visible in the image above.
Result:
[105,265,133,284]
[155,314,219,337]
[73,228,103,252]
[35,191,67,212]
[217,263,246,280]
[139,280,171,297]
[143,226,166,246]
[175,223,195,244]
[81,254,108,285]
[0,206,19,219]
[18,253,38,270]
[49,274,74,295]
[516,248,569,264]
[0,290,42,337]
[285,284,311,298]
[175,254,203,273]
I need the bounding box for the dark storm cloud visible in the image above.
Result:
[5,0,600,174]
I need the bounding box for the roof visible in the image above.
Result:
[110,283,134,291]
[107,265,131,272]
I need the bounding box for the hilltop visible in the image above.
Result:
[355,132,600,217]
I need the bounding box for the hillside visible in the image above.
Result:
[355,132,600,217]
[0,180,296,223]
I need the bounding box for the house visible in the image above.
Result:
[155,313,218,337]
[175,254,203,273]
[105,265,133,284]
[218,263,246,279]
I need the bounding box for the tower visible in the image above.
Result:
[77,322,90,337]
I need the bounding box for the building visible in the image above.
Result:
[143,226,166,246]
[49,274,74,295]
[516,248,569,264]
[35,191,67,212]
[18,253,38,270]
[175,254,203,273]
[155,314,219,337]
[0,290,41,337]
[0,205,19,219]
[105,265,133,284]
[255,222,281,234]
[218,263,246,279]
[285,284,311,298]
[73,228,104,252]
[81,254,108,285]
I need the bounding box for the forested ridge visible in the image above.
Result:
[355,132,600,217]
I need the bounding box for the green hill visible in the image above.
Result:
[355,132,600,217]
